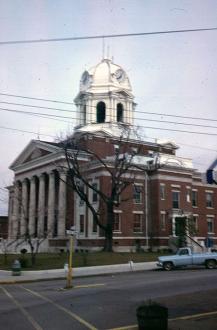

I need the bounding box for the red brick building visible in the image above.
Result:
[7,58,217,252]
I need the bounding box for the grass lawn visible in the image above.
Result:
[0,251,169,271]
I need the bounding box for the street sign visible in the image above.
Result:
[66,229,77,235]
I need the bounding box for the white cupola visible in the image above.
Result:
[74,58,136,128]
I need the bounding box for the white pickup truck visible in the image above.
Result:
[157,247,217,271]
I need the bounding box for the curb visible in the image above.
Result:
[0,261,156,285]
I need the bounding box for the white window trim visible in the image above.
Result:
[114,210,122,213]
[160,183,165,200]
[207,217,215,234]
[160,212,166,231]
[133,213,143,233]
[113,213,121,233]
[133,211,144,214]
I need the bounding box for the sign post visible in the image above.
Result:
[66,227,76,289]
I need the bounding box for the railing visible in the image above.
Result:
[185,234,204,252]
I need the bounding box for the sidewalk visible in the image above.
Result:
[0,261,156,284]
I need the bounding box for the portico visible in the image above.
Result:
[8,169,67,240]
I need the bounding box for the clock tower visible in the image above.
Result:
[74,58,136,128]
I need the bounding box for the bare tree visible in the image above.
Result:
[0,238,17,265]
[60,125,143,252]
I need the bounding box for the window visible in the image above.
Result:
[133,213,142,233]
[79,184,84,206]
[186,189,191,203]
[133,185,142,204]
[192,190,198,207]
[113,213,121,232]
[206,192,214,208]
[207,217,214,233]
[114,193,120,205]
[80,215,84,234]
[92,218,97,233]
[92,183,98,203]
[96,102,106,123]
[117,103,124,122]
[178,249,189,256]
[189,215,198,235]
[160,212,166,230]
[172,191,180,209]
[114,144,119,154]
[160,184,165,200]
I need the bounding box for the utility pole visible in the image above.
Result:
[66,226,76,288]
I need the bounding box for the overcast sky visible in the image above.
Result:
[0,0,217,215]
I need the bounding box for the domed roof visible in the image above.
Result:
[79,58,132,94]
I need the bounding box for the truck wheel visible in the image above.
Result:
[163,262,173,271]
[205,260,216,269]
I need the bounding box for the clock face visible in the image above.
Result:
[115,69,125,82]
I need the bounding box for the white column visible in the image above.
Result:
[90,99,94,123]
[126,101,130,124]
[29,177,36,236]
[172,216,176,236]
[20,179,28,236]
[47,171,55,238]
[12,182,20,239]
[38,174,46,237]
[58,172,67,237]
[8,191,14,239]
[113,99,116,122]
[87,99,91,123]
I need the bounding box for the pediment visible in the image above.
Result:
[10,140,61,170]
[23,148,51,163]
[116,90,133,98]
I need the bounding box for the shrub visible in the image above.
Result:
[19,257,28,268]
[20,248,27,254]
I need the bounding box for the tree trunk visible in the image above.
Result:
[103,202,114,252]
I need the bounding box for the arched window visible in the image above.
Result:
[117,103,124,122]
[96,102,106,123]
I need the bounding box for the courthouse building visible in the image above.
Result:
[7,58,217,252]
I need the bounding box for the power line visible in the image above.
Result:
[141,125,217,136]
[0,101,73,113]
[145,135,217,153]
[1,123,217,155]
[0,107,73,120]
[1,93,217,123]
[0,107,73,124]
[0,92,74,105]
[0,125,55,138]
[136,110,217,123]
[0,27,217,45]
[1,105,217,131]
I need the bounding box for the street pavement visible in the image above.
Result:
[0,262,217,329]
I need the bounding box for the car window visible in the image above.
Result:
[179,249,189,256]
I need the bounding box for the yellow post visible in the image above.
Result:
[66,235,73,288]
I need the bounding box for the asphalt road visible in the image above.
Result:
[0,268,217,330]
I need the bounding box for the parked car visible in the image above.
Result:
[157,247,217,271]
